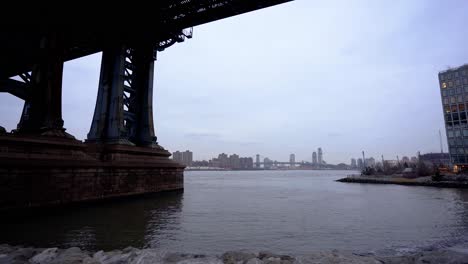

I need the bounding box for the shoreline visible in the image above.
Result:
[337,175,468,188]
[1,245,468,264]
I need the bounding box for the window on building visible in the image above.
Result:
[442,82,447,89]
[455,130,461,137]
[448,131,455,137]
[459,104,466,112]
[460,156,467,163]
[458,148,464,154]
[450,139,456,146]
[451,97,456,104]
[444,98,449,104]
[447,121,454,127]
[464,138,468,145]
[461,112,467,120]
[458,95,463,102]
[463,70,467,76]
[456,88,462,94]
[443,90,447,96]
[445,106,451,113]
[455,72,460,78]
[464,86,468,93]
[446,113,452,121]
[464,129,468,137]
[456,79,461,86]
[448,73,453,79]
[449,81,454,87]
[452,105,458,112]
[457,139,463,146]
[464,79,468,85]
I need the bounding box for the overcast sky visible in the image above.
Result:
[1,0,468,164]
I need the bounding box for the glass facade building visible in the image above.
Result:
[439,64,468,169]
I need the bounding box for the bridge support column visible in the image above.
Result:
[16,33,72,138]
[87,44,160,148]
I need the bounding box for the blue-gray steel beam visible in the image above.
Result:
[87,44,159,147]
[87,45,129,144]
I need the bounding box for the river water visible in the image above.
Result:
[1,170,468,255]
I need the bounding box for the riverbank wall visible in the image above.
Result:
[337,175,468,188]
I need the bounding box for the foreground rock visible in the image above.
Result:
[1,245,468,264]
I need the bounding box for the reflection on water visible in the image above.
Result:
[1,170,468,255]
[0,192,183,251]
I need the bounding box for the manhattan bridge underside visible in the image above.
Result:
[0,0,293,210]
[1,0,292,79]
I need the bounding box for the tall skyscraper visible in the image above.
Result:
[182,150,193,166]
[173,150,193,166]
[289,153,295,167]
[172,151,183,163]
[351,158,357,168]
[218,153,229,168]
[318,148,323,165]
[439,64,468,170]
[256,154,260,168]
[312,152,317,165]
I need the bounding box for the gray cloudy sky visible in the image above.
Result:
[1,0,468,164]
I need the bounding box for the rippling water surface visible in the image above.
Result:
[2,170,468,255]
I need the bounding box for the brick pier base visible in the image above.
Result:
[0,135,184,210]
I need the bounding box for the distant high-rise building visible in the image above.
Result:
[264,157,273,169]
[365,157,375,167]
[312,152,318,165]
[439,64,468,170]
[172,150,193,166]
[318,148,323,165]
[218,153,229,168]
[229,154,240,169]
[256,154,260,168]
[182,150,193,166]
[240,157,254,169]
[351,158,357,168]
[289,154,295,167]
[357,158,363,169]
[172,151,183,163]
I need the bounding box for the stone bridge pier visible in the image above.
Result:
[0,33,184,210]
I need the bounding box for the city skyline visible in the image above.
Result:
[176,147,434,166]
[1,1,468,163]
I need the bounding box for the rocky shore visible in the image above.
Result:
[337,175,468,188]
[1,245,468,264]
